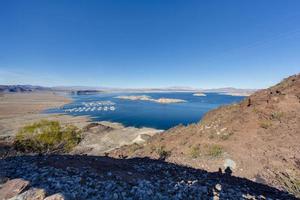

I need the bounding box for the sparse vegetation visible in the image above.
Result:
[271,111,284,121]
[220,132,233,140]
[190,145,200,158]
[156,146,171,160]
[275,172,300,198]
[253,107,261,114]
[149,145,156,153]
[208,134,215,139]
[207,144,223,157]
[179,140,188,145]
[129,143,143,153]
[14,120,82,153]
[259,121,272,129]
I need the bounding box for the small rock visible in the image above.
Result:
[215,184,222,191]
[213,193,220,200]
[10,188,45,200]
[44,193,65,200]
[113,193,118,199]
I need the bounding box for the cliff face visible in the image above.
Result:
[111,74,300,196]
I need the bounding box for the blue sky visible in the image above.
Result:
[0,0,299,89]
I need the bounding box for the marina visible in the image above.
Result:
[63,101,118,113]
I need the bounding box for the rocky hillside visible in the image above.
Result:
[110,74,300,197]
[0,155,297,199]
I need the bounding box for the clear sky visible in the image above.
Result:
[0,0,299,89]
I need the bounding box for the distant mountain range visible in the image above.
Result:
[0,85,51,93]
[0,85,257,96]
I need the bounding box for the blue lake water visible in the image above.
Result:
[46,92,244,130]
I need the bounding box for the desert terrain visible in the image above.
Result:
[0,92,160,153]
[0,76,299,199]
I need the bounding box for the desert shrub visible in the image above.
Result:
[149,145,156,153]
[220,132,234,140]
[129,143,143,153]
[82,122,99,131]
[208,134,215,139]
[259,121,272,129]
[156,146,171,160]
[253,108,260,114]
[14,120,82,153]
[275,172,300,198]
[190,146,200,158]
[179,140,187,145]
[207,144,223,157]
[271,111,284,121]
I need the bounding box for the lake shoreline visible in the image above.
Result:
[0,92,162,153]
[49,92,245,130]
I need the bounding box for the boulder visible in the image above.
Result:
[0,179,29,200]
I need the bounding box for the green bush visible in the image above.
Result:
[14,120,82,153]
[207,144,223,157]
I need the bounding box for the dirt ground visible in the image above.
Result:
[0,92,91,139]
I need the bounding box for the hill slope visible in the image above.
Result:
[111,74,300,196]
[0,155,297,199]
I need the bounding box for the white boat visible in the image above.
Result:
[103,106,108,111]
[110,106,115,111]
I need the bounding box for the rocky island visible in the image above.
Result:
[193,93,206,96]
[115,95,187,104]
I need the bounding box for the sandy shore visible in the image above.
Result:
[0,92,91,139]
[0,92,71,119]
[0,92,161,154]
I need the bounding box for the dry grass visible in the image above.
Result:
[207,144,223,158]
[259,121,272,129]
[189,145,200,158]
